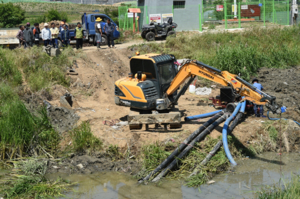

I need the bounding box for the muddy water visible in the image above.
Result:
[48,152,300,199]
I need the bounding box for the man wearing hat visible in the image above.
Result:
[94,17,103,49]
[252,78,264,117]
[42,23,51,46]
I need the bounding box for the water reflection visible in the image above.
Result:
[53,152,300,199]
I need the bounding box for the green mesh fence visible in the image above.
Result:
[1,0,72,3]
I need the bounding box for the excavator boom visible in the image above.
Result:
[166,60,280,113]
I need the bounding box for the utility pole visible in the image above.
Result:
[234,0,237,19]
[291,0,298,25]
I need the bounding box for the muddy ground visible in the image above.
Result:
[46,152,140,175]
[257,67,300,121]
[21,44,300,175]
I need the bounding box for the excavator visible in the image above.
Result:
[114,53,281,130]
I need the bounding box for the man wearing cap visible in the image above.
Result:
[50,22,59,48]
[94,17,102,49]
[252,78,264,117]
[23,22,34,48]
[74,22,85,49]
[42,23,51,46]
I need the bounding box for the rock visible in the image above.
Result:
[77,164,84,169]
[53,166,59,169]
[207,180,215,184]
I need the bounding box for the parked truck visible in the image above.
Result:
[57,13,120,47]
[0,13,120,48]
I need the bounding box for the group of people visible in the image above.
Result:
[16,20,70,49]
[16,17,116,50]
[16,22,40,48]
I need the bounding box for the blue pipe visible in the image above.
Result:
[222,102,243,166]
[240,99,246,113]
[267,111,300,126]
[185,110,223,121]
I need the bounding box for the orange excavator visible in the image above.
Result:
[114,53,281,129]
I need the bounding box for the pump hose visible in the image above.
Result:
[152,114,227,182]
[138,112,224,183]
[267,111,300,126]
[184,110,223,121]
[222,102,243,166]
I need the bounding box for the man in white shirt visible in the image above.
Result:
[41,23,51,46]
[94,17,102,49]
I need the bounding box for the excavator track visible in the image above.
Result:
[128,111,181,130]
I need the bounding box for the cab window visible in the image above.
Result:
[157,62,175,84]
[130,59,156,79]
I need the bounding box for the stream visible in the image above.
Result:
[44,152,300,199]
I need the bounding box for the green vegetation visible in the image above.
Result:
[133,26,300,80]
[69,122,103,154]
[256,175,300,199]
[0,2,25,27]
[45,8,69,22]
[0,159,73,198]
[1,46,71,92]
[0,83,60,160]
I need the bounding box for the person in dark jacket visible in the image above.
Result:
[103,19,115,48]
[32,23,41,45]
[23,22,34,48]
[59,19,68,32]
[61,25,70,47]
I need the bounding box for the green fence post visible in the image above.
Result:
[263,0,265,26]
[146,5,149,24]
[287,0,289,25]
[126,6,128,30]
[272,0,275,24]
[238,2,241,28]
[199,4,202,31]
[224,1,227,29]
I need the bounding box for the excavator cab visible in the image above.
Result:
[115,53,178,111]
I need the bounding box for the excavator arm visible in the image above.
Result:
[166,60,280,114]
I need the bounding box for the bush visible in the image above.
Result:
[44,9,69,22]
[69,122,103,154]
[46,9,61,21]
[0,2,25,28]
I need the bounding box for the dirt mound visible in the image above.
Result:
[47,153,140,175]
[39,21,69,30]
[257,67,300,108]
[23,91,80,134]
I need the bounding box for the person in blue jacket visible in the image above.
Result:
[252,78,264,117]
[61,25,70,47]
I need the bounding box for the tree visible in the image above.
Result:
[0,2,25,28]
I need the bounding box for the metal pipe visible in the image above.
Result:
[138,112,224,183]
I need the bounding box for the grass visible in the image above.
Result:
[0,159,73,199]
[256,175,300,199]
[0,46,73,92]
[69,122,103,154]
[0,84,61,160]
[132,26,300,81]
